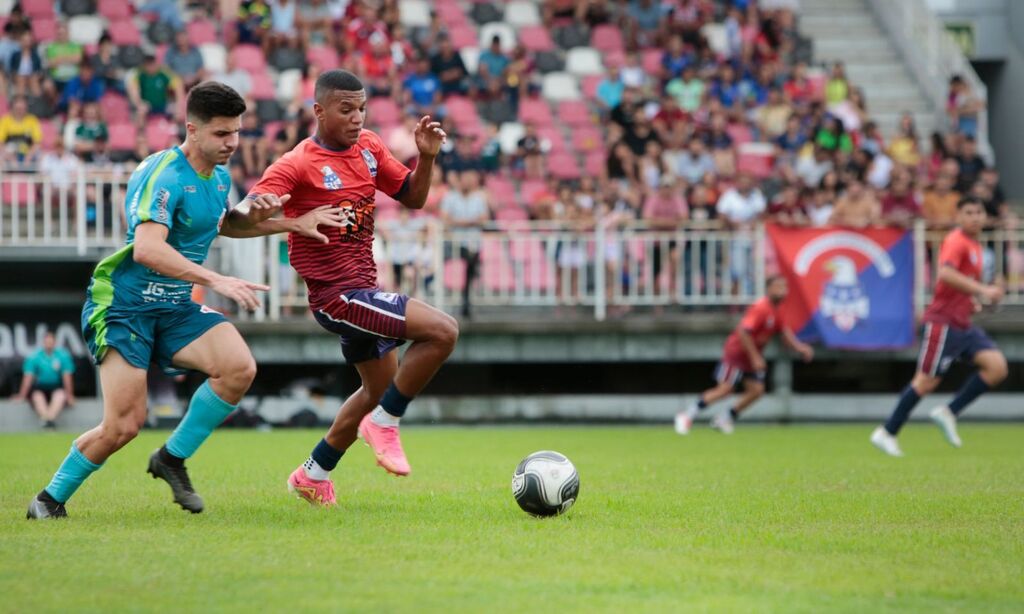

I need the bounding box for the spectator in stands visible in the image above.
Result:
[756,88,791,140]
[807,183,835,227]
[381,206,430,296]
[474,38,505,87]
[40,138,81,191]
[711,64,741,109]
[58,60,105,114]
[825,61,848,106]
[947,74,983,138]
[626,0,663,49]
[297,0,336,47]
[389,24,415,72]
[666,65,704,114]
[91,34,126,96]
[127,54,184,123]
[73,102,109,162]
[795,144,833,188]
[956,136,986,193]
[479,124,501,173]
[624,109,659,157]
[361,33,397,98]
[830,175,880,228]
[860,121,885,157]
[881,167,920,228]
[832,86,868,133]
[638,140,667,190]
[165,30,206,90]
[766,184,806,227]
[8,30,44,98]
[661,34,691,82]
[212,55,253,101]
[386,114,420,166]
[0,7,27,73]
[921,171,958,229]
[478,77,516,125]
[607,139,639,186]
[139,0,186,30]
[346,0,389,55]
[596,66,625,115]
[45,22,83,95]
[11,331,75,429]
[783,61,814,106]
[619,52,648,91]
[439,132,482,175]
[288,63,321,119]
[0,95,42,167]
[236,0,272,45]
[652,94,688,146]
[643,175,688,298]
[441,170,491,318]
[775,114,806,161]
[717,173,766,295]
[237,111,266,178]
[403,57,443,119]
[265,0,299,52]
[516,123,545,179]
[815,115,852,153]
[504,44,537,108]
[555,184,596,306]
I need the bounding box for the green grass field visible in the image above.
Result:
[1,425,1022,613]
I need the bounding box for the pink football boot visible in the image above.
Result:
[287,466,336,506]
[358,414,411,476]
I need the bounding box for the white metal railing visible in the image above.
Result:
[868,0,992,162]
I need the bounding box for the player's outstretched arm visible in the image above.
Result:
[781,328,814,362]
[937,265,1004,304]
[135,222,269,310]
[221,203,347,243]
[397,116,447,210]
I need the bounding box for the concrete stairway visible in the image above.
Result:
[799,0,937,140]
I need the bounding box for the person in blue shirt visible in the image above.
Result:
[57,60,105,113]
[26,81,345,520]
[13,331,75,429]
[402,57,443,118]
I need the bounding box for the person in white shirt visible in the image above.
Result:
[717,173,766,296]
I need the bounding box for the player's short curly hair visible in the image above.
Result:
[315,69,364,104]
[186,81,247,124]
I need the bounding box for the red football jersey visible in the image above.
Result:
[923,228,983,328]
[248,131,411,308]
[723,297,784,367]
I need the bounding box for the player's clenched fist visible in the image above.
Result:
[414,115,447,156]
[208,274,270,312]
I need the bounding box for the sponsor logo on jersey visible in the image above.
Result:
[322,165,343,190]
[183,185,197,193]
[361,149,378,177]
[154,188,171,223]
[217,184,228,192]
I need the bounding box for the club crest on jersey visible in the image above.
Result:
[360,149,378,177]
[322,165,343,190]
[969,250,979,266]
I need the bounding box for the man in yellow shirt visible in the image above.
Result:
[922,174,961,229]
[0,95,42,165]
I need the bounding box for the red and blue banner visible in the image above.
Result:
[768,224,914,350]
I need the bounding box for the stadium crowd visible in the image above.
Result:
[0,0,1015,312]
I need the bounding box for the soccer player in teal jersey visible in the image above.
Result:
[26,82,344,519]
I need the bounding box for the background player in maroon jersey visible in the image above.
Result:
[675,276,813,435]
[246,70,455,506]
[872,196,1008,457]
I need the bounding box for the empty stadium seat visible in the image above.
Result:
[97,0,131,19]
[736,142,776,179]
[39,120,58,150]
[503,1,541,27]
[444,258,467,291]
[186,20,217,45]
[145,118,176,151]
[479,22,516,52]
[250,72,276,101]
[541,72,581,101]
[21,0,54,18]
[231,44,267,74]
[517,25,555,53]
[108,123,138,151]
[497,122,525,155]
[306,46,339,70]
[460,47,480,75]
[591,24,624,53]
[517,97,554,126]
[557,100,591,126]
[30,19,57,42]
[367,97,401,127]
[603,50,626,69]
[495,206,529,224]
[641,49,663,75]
[571,127,603,153]
[68,15,105,45]
[518,179,546,204]
[470,2,503,26]
[449,25,478,50]
[199,43,228,74]
[585,151,606,177]
[538,126,566,153]
[580,75,603,100]
[275,68,302,103]
[485,176,517,209]
[726,123,753,145]
[2,181,34,207]
[398,0,431,27]
[566,47,604,76]
[108,19,142,46]
[99,93,131,122]
[547,153,581,179]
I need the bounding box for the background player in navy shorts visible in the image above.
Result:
[871,196,1008,457]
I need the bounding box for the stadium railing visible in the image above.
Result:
[2,170,1021,320]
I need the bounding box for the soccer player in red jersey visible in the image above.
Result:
[872,196,1008,456]
[245,70,456,506]
[675,276,813,435]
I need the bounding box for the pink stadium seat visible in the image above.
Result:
[557,100,591,126]
[21,0,54,19]
[145,118,176,151]
[641,50,663,75]
[231,44,267,74]
[548,153,581,179]
[603,50,626,69]
[448,26,478,50]
[517,97,554,126]
[538,126,566,153]
[444,258,467,291]
[580,75,602,100]
[523,252,553,291]
[108,123,138,151]
[495,206,529,224]
[726,123,753,145]
[98,0,132,19]
[108,19,142,46]
[154,44,168,64]
[250,72,276,100]
[519,179,546,205]
[367,97,401,127]
[30,19,56,42]
[485,176,517,209]
[261,120,284,141]
[807,73,827,102]
[571,127,603,153]
[186,20,217,45]
[480,236,506,263]
[39,120,58,150]
[517,26,554,52]
[736,143,775,179]
[99,93,132,123]
[509,236,543,261]
[375,206,399,223]
[482,258,516,292]
[2,181,34,206]
[585,151,606,177]
[307,46,340,70]
[591,24,624,53]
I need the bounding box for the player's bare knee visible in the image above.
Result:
[433,314,459,351]
[747,382,766,398]
[982,356,1008,385]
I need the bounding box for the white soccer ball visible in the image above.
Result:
[511,450,580,517]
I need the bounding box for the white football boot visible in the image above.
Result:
[929,405,962,448]
[711,412,735,435]
[870,426,904,457]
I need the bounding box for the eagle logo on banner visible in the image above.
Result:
[819,255,868,332]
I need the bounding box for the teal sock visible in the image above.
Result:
[45,444,103,504]
[165,380,237,459]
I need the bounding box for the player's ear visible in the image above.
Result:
[312,102,324,122]
[185,121,197,141]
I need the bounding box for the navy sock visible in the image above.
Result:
[948,373,989,416]
[884,385,921,435]
[310,438,343,471]
[729,408,739,421]
[379,382,413,418]
[696,397,708,410]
